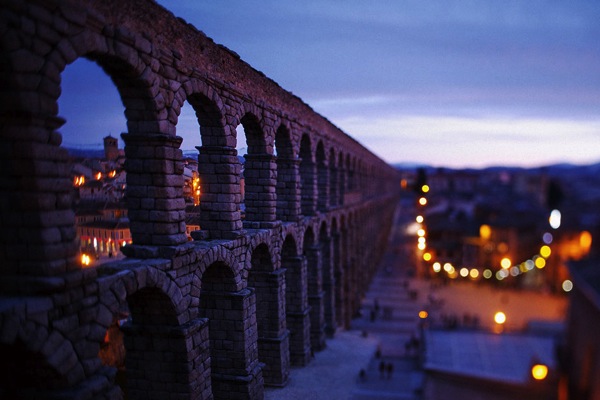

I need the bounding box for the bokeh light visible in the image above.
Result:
[531,364,549,380]
[540,245,551,258]
[494,311,506,325]
[500,257,511,269]
[535,257,546,269]
[549,209,561,229]
[562,280,573,292]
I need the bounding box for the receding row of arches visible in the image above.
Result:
[0,203,396,400]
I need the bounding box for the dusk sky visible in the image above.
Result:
[59,1,600,168]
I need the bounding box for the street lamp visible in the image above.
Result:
[531,364,549,381]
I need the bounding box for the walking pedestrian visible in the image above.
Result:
[386,362,394,379]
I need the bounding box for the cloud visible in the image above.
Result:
[335,115,600,167]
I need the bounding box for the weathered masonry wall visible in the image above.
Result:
[0,0,401,399]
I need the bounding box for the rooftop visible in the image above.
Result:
[424,330,556,385]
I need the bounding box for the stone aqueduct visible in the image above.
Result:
[0,0,401,399]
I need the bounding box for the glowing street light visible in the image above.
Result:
[562,280,573,292]
[540,245,551,258]
[531,364,549,381]
[494,311,506,325]
[500,257,512,269]
[418,197,427,206]
[549,209,561,229]
[81,253,91,267]
[419,310,429,319]
[416,215,424,223]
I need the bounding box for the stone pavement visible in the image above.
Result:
[264,256,426,400]
[265,207,427,400]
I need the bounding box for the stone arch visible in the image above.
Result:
[0,315,86,397]
[177,86,227,146]
[303,227,325,351]
[338,151,346,206]
[60,34,188,248]
[199,260,264,398]
[319,221,336,336]
[196,248,243,292]
[316,141,328,212]
[330,217,345,329]
[57,30,163,134]
[281,234,311,366]
[175,84,243,238]
[96,266,195,399]
[238,112,268,154]
[275,124,300,221]
[299,134,316,216]
[346,154,356,192]
[329,147,339,208]
[238,112,277,224]
[247,242,289,385]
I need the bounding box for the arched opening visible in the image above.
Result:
[299,135,315,216]
[200,262,263,397]
[282,235,311,366]
[329,148,338,208]
[319,222,336,337]
[304,227,325,352]
[331,218,345,329]
[183,93,230,239]
[316,141,328,212]
[98,286,185,399]
[338,152,346,206]
[347,155,355,193]
[275,125,297,221]
[59,57,130,269]
[175,100,203,240]
[236,113,270,223]
[248,244,289,385]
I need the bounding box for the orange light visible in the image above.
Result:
[580,231,592,249]
[81,253,91,267]
[419,310,428,319]
[480,224,491,240]
[95,172,102,180]
[73,175,85,187]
